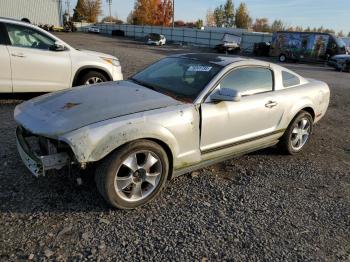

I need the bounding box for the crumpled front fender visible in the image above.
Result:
[60,117,179,164]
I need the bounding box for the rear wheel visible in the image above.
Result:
[78,71,108,86]
[279,111,313,155]
[95,140,169,209]
[279,54,287,62]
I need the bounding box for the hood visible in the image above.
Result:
[79,49,117,60]
[14,81,182,137]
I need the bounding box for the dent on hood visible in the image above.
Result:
[14,81,183,137]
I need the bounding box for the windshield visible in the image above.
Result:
[148,33,161,41]
[342,38,350,46]
[335,37,346,48]
[130,57,222,102]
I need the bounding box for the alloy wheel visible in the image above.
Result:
[114,151,162,202]
[85,77,104,85]
[290,118,311,151]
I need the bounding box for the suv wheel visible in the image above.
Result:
[95,140,169,209]
[79,71,108,86]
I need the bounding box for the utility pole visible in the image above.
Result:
[172,0,175,28]
[106,0,112,18]
[58,0,63,25]
[65,0,70,16]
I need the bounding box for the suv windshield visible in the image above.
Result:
[335,37,346,48]
[130,57,222,102]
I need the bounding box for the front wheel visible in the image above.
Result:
[95,140,169,209]
[78,71,107,86]
[279,111,313,155]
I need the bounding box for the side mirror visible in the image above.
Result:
[210,88,241,102]
[50,41,66,51]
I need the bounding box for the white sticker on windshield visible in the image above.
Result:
[187,65,212,72]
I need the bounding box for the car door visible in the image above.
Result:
[0,23,12,92]
[200,66,285,153]
[5,23,72,92]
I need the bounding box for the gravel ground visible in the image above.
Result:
[0,32,349,261]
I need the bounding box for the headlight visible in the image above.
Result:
[101,57,120,67]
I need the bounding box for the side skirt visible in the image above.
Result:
[172,140,279,178]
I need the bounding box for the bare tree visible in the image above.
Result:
[270,19,286,32]
[337,30,344,37]
[205,9,216,27]
[252,18,270,32]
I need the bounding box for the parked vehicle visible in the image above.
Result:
[112,30,125,37]
[38,24,54,32]
[15,53,330,209]
[146,33,166,46]
[215,33,241,54]
[270,31,347,62]
[341,37,350,53]
[88,26,100,34]
[0,17,122,93]
[328,54,350,72]
[253,42,271,56]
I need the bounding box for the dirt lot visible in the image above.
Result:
[0,32,349,261]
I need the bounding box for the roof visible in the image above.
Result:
[0,17,31,26]
[169,53,248,67]
[276,31,335,36]
[0,17,22,22]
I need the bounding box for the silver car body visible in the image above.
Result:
[14,54,330,177]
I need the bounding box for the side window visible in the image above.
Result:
[5,23,55,50]
[220,67,273,96]
[282,71,300,87]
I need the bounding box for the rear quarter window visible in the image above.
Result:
[282,71,301,87]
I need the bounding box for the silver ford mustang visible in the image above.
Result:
[14,54,330,209]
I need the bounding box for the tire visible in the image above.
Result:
[278,111,313,155]
[279,54,287,63]
[78,70,108,86]
[95,140,169,209]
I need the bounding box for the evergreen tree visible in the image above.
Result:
[224,0,235,27]
[235,3,252,29]
[214,5,225,27]
[72,0,86,22]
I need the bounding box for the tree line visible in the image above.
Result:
[206,0,348,37]
[71,0,349,37]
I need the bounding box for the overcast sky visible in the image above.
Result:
[67,0,349,34]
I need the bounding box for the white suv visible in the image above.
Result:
[0,18,123,93]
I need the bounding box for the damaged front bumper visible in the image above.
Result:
[16,127,71,177]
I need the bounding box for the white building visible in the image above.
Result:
[0,0,62,26]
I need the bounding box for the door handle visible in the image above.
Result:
[265,101,278,108]
[11,52,26,58]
